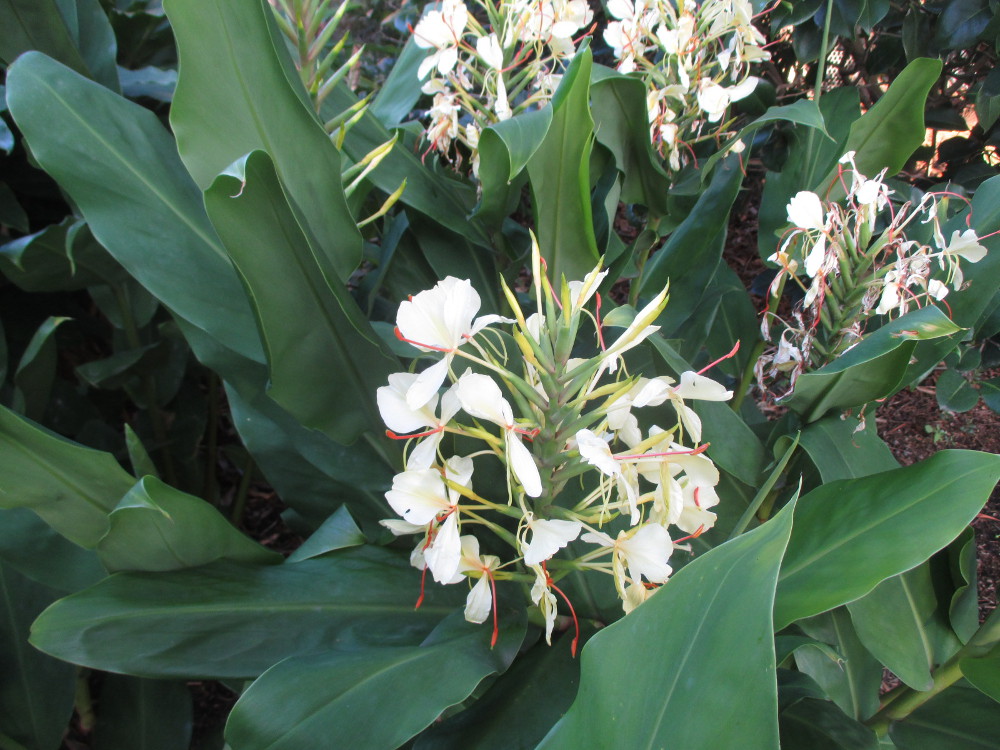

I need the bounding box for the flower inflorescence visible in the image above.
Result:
[378,237,734,647]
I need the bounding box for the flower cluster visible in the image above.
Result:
[378,237,735,649]
[603,0,767,170]
[412,0,593,166]
[758,152,989,393]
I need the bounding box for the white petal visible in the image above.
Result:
[786,191,825,231]
[576,429,620,476]
[804,234,826,278]
[456,372,512,427]
[507,431,542,497]
[464,575,493,624]
[380,518,425,536]
[406,432,442,470]
[378,372,437,433]
[405,357,451,410]
[475,33,503,70]
[425,513,462,584]
[674,372,733,401]
[385,469,450,525]
[620,524,673,583]
[523,518,582,565]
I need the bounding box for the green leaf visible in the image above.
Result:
[796,609,882,720]
[12,315,69,421]
[799,415,899,482]
[774,450,1000,630]
[96,476,281,573]
[369,37,428,128]
[782,306,962,422]
[639,153,744,320]
[0,182,28,233]
[30,548,463,679]
[0,217,124,292]
[286,505,365,563]
[413,627,588,750]
[537,498,796,749]
[476,106,551,228]
[93,675,193,750]
[5,52,264,366]
[779,697,879,750]
[589,65,671,215]
[949,528,979,643]
[205,150,398,443]
[961,643,1000,702]
[847,563,961,691]
[889,684,1000,749]
[164,0,362,281]
[975,69,1000,132]
[828,58,943,195]
[225,610,525,750]
[0,0,120,91]
[936,368,980,413]
[0,562,76,750]
[0,404,135,548]
[526,45,600,284]
[0,508,105,592]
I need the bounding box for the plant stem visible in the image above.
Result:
[866,607,1000,736]
[74,669,96,732]
[230,453,256,525]
[203,371,220,504]
[732,339,765,412]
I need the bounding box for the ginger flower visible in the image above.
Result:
[396,277,511,409]
[378,374,460,469]
[413,0,469,80]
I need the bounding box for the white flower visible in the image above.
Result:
[576,428,619,475]
[378,374,460,469]
[476,33,504,70]
[696,77,757,122]
[943,229,987,264]
[457,536,499,624]
[456,371,542,497]
[927,278,949,300]
[530,565,559,643]
[396,277,511,408]
[522,516,582,565]
[582,523,673,603]
[875,271,903,315]
[412,0,468,80]
[599,284,669,376]
[786,191,826,231]
[567,265,608,313]
[803,234,827,278]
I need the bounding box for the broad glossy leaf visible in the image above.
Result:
[0,0,119,91]
[93,675,192,750]
[526,46,599,284]
[799,415,899,482]
[413,628,589,750]
[936,368,979,413]
[30,547,463,679]
[286,505,365,563]
[206,150,397,443]
[96,476,281,572]
[782,306,961,422]
[961,641,1000,702]
[848,563,961,691]
[224,379,395,531]
[774,450,1000,630]
[538,498,795,749]
[225,610,525,750]
[948,528,979,643]
[797,609,882,720]
[590,65,671,215]
[165,0,362,281]
[829,58,942,194]
[5,52,263,365]
[0,508,105,592]
[369,36,427,128]
[476,106,551,227]
[0,562,76,750]
[639,153,744,326]
[779,697,879,750]
[0,404,134,547]
[889,684,1000,749]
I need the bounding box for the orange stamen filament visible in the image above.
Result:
[615,443,710,461]
[395,327,455,353]
[695,340,740,375]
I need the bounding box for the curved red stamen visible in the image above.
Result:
[615,443,710,461]
[695,340,740,375]
[386,425,444,440]
[394,327,455,353]
[415,565,427,609]
[674,525,706,544]
[595,292,607,351]
[548,579,580,658]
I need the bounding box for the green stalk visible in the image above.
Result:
[731,339,765,412]
[229,453,256,525]
[805,0,835,189]
[203,371,220,504]
[866,607,1000,736]
[74,669,96,732]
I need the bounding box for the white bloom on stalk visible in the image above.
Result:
[530,565,559,643]
[476,33,504,71]
[522,516,582,566]
[695,76,757,122]
[575,428,641,522]
[581,523,673,601]
[456,371,542,497]
[412,0,469,80]
[943,229,988,264]
[457,535,500,624]
[377,374,461,469]
[786,191,826,231]
[396,277,512,408]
